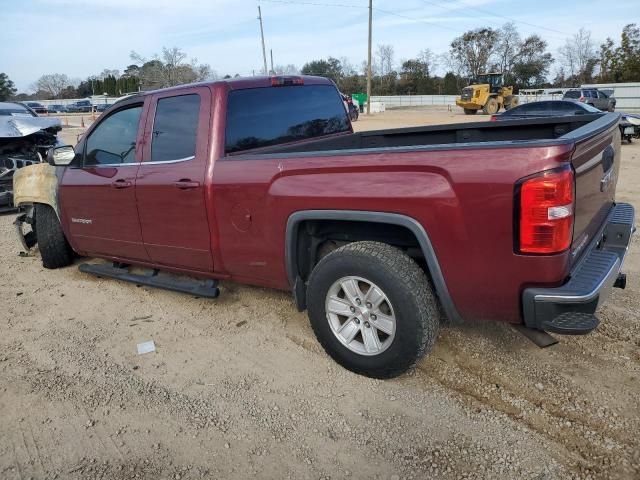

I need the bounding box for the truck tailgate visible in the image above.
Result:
[569,115,621,261]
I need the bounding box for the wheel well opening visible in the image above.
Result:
[293,219,428,282]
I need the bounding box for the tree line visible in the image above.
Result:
[0,23,638,102]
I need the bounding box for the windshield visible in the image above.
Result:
[0,102,35,116]
[581,103,603,113]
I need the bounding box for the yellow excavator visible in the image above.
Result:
[455,73,518,115]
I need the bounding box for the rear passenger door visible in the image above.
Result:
[135,87,214,272]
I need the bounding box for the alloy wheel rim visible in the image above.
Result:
[325,276,396,356]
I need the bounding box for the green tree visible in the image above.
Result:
[0,72,17,100]
[443,72,460,95]
[620,24,640,80]
[300,57,342,84]
[450,28,500,78]
[397,59,431,94]
[511,35,554,87]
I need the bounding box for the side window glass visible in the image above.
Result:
[85,105,142,166]
[151,94,200,162]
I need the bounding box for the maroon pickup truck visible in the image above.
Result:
[14,75,635,378]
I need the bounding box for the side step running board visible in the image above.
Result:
[79,262,220,298]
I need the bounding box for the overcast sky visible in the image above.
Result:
[1,0,634,92]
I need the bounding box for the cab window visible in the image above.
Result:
[150,94,200,162]
[84,105,142,166]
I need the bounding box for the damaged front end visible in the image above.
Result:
[0,115,62,212]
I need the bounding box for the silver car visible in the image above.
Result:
[563,89,616,112]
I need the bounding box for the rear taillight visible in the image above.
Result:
[490,115,497,121]
[271,76,304,86]
[517,167,574,254]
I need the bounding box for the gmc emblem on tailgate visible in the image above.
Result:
[600,146,615,192]
[600,169,615,192]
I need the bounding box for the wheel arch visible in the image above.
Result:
[12,163,60,216]
[285,210,462,323]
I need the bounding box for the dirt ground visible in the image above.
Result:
[1,107,639,480]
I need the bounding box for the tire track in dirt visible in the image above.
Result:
[417,331,638,479]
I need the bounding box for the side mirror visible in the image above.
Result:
[47,145,76,166]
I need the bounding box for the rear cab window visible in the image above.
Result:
[151,94,200,162]
[225,84,350,154]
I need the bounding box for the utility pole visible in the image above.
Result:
[270,49,274,75]
[258,6,268,75]
[366,0,372,115]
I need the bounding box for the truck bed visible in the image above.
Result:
[243,113,611,156]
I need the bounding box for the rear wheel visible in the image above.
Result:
[306,241,440,378]
[483,97,499,115]
[35,203,74,269]
[463,108,477,115]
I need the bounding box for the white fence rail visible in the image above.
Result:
[37,96,123,107]
[372,84,640,111]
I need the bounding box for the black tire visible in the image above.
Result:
[482,97,499,115]
[504,95,518,110]
[23,206,38,249]
[35,203,74,269]
[463,108,477,115]
[306,241,440,378]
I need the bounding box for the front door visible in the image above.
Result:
[59,101,149,261]
[135,87,213,272]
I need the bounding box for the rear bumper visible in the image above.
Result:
[522,202,635,333]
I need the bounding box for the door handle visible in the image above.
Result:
[111,179,132,189]
[174,180,200,190]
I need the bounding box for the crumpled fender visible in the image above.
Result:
[13,163,59,215]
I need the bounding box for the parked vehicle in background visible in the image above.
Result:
[620,113,640,142]
[563,88,616,112]
[492,100,634,142]
[12,75,634,378]
[47,104,68,113]
[456,73,518,115]
[491,100,603,120]
[340,93,358,122]
[1,103,62,212]
[23,102,48,114]
[67,100,95,113]
[0,102,38,117]
[95,103,112,113]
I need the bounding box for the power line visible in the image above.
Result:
[373,6,460,33]
[259,0,463,33]
[421,0,569,36]
[259,0,365,9]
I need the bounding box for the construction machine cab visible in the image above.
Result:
[475,73,504,94]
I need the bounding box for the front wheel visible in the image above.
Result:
[35,203,74,269]
[463,108,478,115]
[306,241,440,378]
